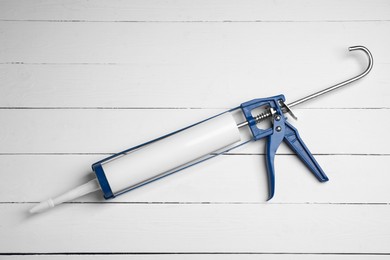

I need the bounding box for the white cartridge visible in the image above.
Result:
[102,112,241,195]
[30,112,241,214]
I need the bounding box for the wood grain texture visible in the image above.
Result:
[0,109,387,154]
[0,0,389,258]
[0,22,387,108]
[1,22,388,65]
[0,0,389,21]
[0,62,388,109]
[1,155,389,204]
[1,204,390,253]
[1,255,389,260]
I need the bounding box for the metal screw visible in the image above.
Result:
[276,126,282,132]
[275,115,281,121]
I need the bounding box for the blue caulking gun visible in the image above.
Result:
[30,46,373,214]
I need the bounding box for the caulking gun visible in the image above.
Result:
[30,46,373,214]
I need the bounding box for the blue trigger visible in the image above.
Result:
[265,113,285,200]
[240,95,328,200]
[284,121,329,182]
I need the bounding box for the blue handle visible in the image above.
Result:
[265,112,285,200]
[241,95,328,200]
[284,121,329,182]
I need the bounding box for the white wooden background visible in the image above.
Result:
[0,0,389,259]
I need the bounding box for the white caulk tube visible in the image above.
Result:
[30,113,241,214]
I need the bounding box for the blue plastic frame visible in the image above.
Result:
[92,94,328,200]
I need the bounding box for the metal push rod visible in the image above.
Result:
[237,46,373,128]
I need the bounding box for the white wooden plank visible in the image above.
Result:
[0,1,387,259]
[1,155,389,204]
[0,22,386,108]
[0,0,389,21]
[1,22,388,65]
[1,204,390,253]
[0,109,387,154]
[0,62,387,109]
[0,254,388,260]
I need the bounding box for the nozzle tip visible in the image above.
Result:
[29,199,54,214]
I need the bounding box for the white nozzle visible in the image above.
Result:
[29,178,101,214]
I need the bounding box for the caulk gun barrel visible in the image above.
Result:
[29,113,242,214]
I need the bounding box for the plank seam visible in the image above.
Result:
[0,107,388,110]
[2,202,389,205]
[0,19,389,23]
[1,62,389,66]
[0,153,388,156]
[1,252,389,255]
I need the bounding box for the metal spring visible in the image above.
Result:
[254,110,272,123]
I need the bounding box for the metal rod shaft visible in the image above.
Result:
[237,46,373,129]
[287,46,373,108]
[237,121,248,128]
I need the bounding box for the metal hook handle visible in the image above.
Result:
[287,46,373,108]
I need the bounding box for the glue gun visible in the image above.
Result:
[30,46,373,214]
